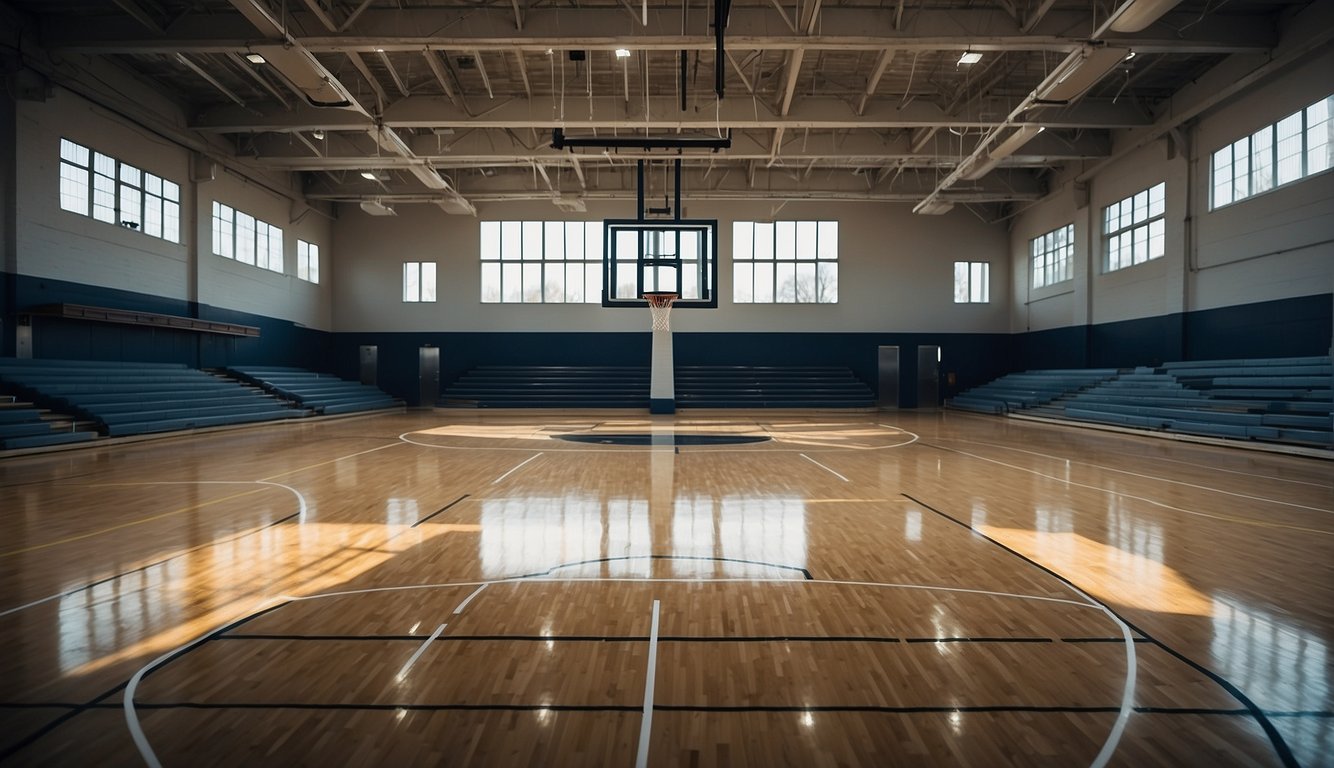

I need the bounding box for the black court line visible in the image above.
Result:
[0,509,300,618]
[411,494,471,527]
[214,632,1153,644]
[901,491,1300,768]
[511,554,814,580]
[0,600,293,765]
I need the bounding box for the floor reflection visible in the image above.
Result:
[1211,594,1330,713]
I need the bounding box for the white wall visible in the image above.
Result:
[1010,47,1334,333]
[333,198,1010,334]
[14,84,335,330]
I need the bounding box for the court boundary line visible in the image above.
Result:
[122,576,1133,768]
[394,623,446,682]
[492,453,542,484]
[799,454,850,482]
[634,599,661,768]
[902,492,1298,768]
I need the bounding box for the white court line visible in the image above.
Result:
[124,578,1132,768]
[398,425,922,455]
[492,453,543,484]
[635,599,662,768]
[800,453,850,482]
[938,437,1333,513]
[932,444,1334,535]
[0,481,309,620]
[452,584,489,615]
[395,623,447,682]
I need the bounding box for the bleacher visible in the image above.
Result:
[228,366,403,415]
[442,366,650,408]
[955,356,1332,448]
[0,398,99,450]
[947,369,1119,414]
[674,366,874,408]
[0,358,301,437]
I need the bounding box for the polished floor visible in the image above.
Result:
[0,410,1330,767]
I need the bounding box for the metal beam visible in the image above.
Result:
[111,0,165,33]
[339,0,377,33]
[174,53,247,107]
[48,8,1276,55]
[777,49,805,117]
[377,50,410,97]
[422,50,460,106]
[299,0,339,33]
[856,48,893,116]
[1021,0,1059,34]
[513,51,531,98]
[226,52,291,106]
[472,51,495,100]
[347,52,389,109]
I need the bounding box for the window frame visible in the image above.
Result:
[1030,223,1074,289]
[297,240,320,284]
[731,220,839,304]
[953,261,990,304]
[403,261,437,303]
[1102,182,1166,273]
[211,200,285,274]
[1209,94,1333,210]
[478,220,603,304]
[59,138,180,244]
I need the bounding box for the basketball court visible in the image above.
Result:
[1,408,1329,766]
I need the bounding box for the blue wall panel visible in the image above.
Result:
[1185,293,1332,361]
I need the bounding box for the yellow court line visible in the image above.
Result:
[0,487,269,558]
[259,442,403,482]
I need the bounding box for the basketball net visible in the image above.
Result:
[644,292,677,332]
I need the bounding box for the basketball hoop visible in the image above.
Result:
[643,292,677,332]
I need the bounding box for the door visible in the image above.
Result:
[917,345,940,409]
[359,345,378,386]
[877,346,899,408]
[418,346,440,408]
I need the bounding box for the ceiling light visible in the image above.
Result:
[360,200,396,216]
[312,130,325,140]
[244,52,266,65]
[1036,47,1130,103]
[615,48,632,59]
[957,52,983,65]
[913,198,955,215]
[360,171,378,180]
[1124,51,1137,61]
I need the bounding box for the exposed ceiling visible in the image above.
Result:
[1,0,1320,217]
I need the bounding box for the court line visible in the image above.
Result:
[122,577,1130,768]
[942,436,1333,490]
[216,633,1143,645]
[413,494,471,528]
[397,424,922,455]
[395,624,447,682]
[0,482,308,618]
[452,584,488,614]
[635,599,661,768]
[922,442,1334,536]
[259,441,404,482]
[904,492,1295,768]
[799,453,850,482]
[935,437,1334,513]
[492,453,542,485]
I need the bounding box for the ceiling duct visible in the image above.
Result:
[912,198,955,215]
[1035,47,1130,104]
[360,200,396,216]
[552,129,732,151]
[959,125,1044,181]
[1109,0,1185,32]
[553,195,588,213]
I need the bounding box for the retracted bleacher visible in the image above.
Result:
[0,358,301,437]
[947,369,1119,414]
[228,366,402,415]
[0,399,98,450]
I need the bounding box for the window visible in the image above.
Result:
[1103,182,1165,272]
[211,201,284,273]
[59,139,180,243]
[404,261,437,302]
[478,221,602,303]
[1210,95,1334,209]
[297,240,320,284]
[732,220,838,303]
[953,261,989,303]
[1031,224,1073,289]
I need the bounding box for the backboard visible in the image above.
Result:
[602,219,718,308]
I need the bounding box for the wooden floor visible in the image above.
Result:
[0,410,1330,767]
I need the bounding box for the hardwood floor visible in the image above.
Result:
[0,410,1330,766]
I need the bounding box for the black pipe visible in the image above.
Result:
[680,50,687,111]
[674,159,682,222]
[552,128,731,150]
[714,0,731,99]
[637,159,645,221]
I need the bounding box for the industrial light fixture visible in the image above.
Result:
[959,125,1044,181]
[1109,0,1184,32]
[244,52,266,65]
[615,48,632,59]
[913,198,955,216]
[1035,47,1131,103]
[1124,51,1137,61]
[360,171,379,180]
[360,200,396,216]
[312,130,325,140]
[957,51,983,65]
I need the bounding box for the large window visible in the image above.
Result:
[1031,224,1073,288]
[732,221,838,303]
[60,138,180,243]
[479,221,603,303]
[297,240,320,284]
[403,261,437,302]
[1211,95,1333,209]
[953,261,989,303]
[1103,182,1165,272]
[211,202,283,273]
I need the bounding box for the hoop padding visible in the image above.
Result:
[644,293,677,332]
